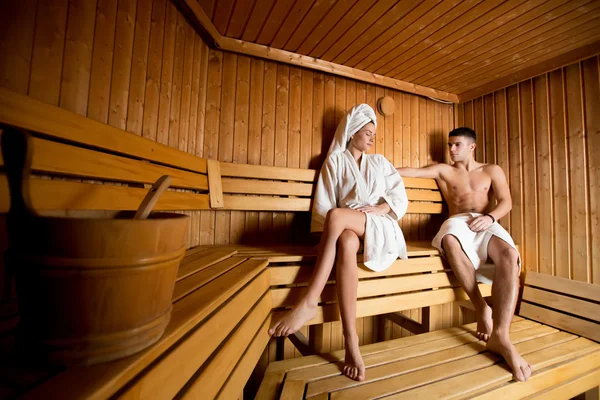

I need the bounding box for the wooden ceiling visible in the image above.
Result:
[196,0,600,100]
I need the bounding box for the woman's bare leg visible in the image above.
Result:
[269,208,366,337]
[336,229,365,381]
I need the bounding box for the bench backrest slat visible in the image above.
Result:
[0,135,209,191]
[0,89,211,213]
[520,271,600,342]
[214,161,444,214]
[0,176,210,212]
[0,88,207,174]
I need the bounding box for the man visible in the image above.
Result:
[397,127,532,382]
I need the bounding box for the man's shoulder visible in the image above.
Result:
[481,163,504,175]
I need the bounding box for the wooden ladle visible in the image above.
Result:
[1,128,37,303]
[134,175,172,219]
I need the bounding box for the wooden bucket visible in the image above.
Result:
[8,211,189,366]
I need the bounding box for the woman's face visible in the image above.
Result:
[349,122,376,152]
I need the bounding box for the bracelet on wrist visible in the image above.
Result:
[485,213,496,223]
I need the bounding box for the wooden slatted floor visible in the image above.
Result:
[258,316,600,399]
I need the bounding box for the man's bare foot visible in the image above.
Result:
[343,334,365,381]
[268,300,317,337]
[487,333,532,382]
[476,305,493,341]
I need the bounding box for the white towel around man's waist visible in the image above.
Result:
[431,213,520,284]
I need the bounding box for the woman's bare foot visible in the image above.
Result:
[343,334,365,381]
[268,300,317,337]
[487,333,532,382]
[476,305,493,341]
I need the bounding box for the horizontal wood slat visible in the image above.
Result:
[0,135,208,190]
[525,271,600,303]
[222,178,314,196]
[219,161,318,182]
[402,177,439,190]
[220,179,441,202]
[222,195,311,212]
[271,272,462,308]
[523,286,600,323]
[0,175,210,212]
[0,88,207,173]
[519,302,600,342]
[272,284,492,326]
[269,256,446,285]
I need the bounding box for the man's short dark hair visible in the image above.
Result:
[449,127,476,142]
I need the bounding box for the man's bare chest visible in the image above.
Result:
[440,170,492,196]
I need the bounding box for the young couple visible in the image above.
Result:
[268,104,531,383]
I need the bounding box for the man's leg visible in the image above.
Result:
[269,208,366,337]
[442,234,493,341]
[336,229,364,381]
[486,236,532,382]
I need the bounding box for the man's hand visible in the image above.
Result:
[468,215,494,232]
[355,203,391,216]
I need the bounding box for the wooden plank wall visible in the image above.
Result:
[456,55,600,285]
[0,0,461,392]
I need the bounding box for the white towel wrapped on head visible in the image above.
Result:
[431,213,521,284]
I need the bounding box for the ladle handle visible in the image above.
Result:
[134,175,172,220]
[1,128,35,303]
[1,128,35,219]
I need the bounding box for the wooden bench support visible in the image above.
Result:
[288,331,314,357]
[383,311,430,335]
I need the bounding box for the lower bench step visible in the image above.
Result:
[257,317,600,399]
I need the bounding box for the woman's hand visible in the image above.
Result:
[468,215,494,232]
[355,203,390,216]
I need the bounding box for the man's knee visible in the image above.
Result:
[338,229,360,253]
[495,246,519,271]
[442,234,462,255]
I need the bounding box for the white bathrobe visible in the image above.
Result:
[311,149,409,272]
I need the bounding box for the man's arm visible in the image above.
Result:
[396,164,443,179]
[488,165,512,221]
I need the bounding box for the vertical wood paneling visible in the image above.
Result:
[0,0,37,94]
[520,80,538,271]
[300,69,313,169]
[178,24,195,151]
[60,0,97,115]
[28,0,69,105]
[125,0,152,135]
[548,69,570,279]
[534,75,553,276]
[108,0,136,130]
[142,0,166,141]
[287,67,302,169]
[456,55,598,284]
[195,40,209,157]
[167,12,185,148]
[156,1,176,145]
[582,57,599,284]
[565,63,590,282]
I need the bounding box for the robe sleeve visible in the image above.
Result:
[311,157,338,233]
[380,156,408,221]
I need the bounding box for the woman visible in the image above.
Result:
[268,104,408,381]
